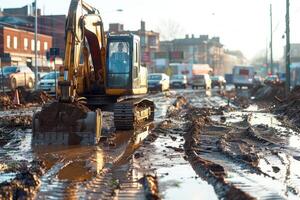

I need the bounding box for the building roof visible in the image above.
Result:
[173,38,207,46]
[0,24,52,38]
[0,16,33,28]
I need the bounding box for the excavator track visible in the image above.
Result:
[114,98,154,130]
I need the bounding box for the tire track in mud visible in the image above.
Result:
[228,109,300,197]
[186,103,300,199]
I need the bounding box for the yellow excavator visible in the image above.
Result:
[32,0,154,145]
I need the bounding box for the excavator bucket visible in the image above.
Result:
[32,102,102,145]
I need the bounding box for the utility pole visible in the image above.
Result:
[266,39,268,73]
[270,4,273,75]
[1,58,4,93]
[285,0,291,96]
[34,0,38,90]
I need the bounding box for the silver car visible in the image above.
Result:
[0,66,35,89]
[38,71,59,94]
[170,74,188,89]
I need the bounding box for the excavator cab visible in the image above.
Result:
[106,34,154,130]
[106,34,148,96]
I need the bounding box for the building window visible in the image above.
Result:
[37,40,40,51]
[24,38,28,50]
[148,36,157,47]
[31,39,35,51]
[7,35,11,48]
[44,42,48,51]
[13,36,18,49]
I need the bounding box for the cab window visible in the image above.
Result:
[107,41,130,88]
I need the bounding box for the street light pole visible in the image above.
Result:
[34,0,38,90]
[270,4,273,74]
[285,0,290,96]
[1,58,4,93]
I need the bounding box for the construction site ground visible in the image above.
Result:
[1,86,300,199]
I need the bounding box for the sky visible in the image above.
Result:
[1,0,300,61]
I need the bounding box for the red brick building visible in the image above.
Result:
[38,15,66,57]
[0,25,52,67]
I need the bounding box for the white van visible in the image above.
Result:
[232,66,255,89]
[147,73,170,92]
[191,74,211,90]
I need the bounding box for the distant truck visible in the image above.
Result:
[232,66,255,89]
[169,63,213,84]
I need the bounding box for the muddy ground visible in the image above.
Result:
[1,87,300,199]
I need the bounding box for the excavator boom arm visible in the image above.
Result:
[61,0,105,101]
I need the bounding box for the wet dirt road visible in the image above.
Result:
[1,88,300,199]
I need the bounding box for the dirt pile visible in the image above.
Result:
[166,96,190,118]
[0,160,45,199]
[18,89,53,105]
[252,84,285,101]
[0,89,53,110]
[0,93,14,110]
[275,86,300,127]
[233,96,250,108]
[36,101,91,130]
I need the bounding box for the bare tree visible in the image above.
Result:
[155,19,184,41]
[251,49,267,65]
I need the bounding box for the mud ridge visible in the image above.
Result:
[0,160,46,199]
[183,107,256,200]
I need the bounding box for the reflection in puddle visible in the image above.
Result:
[0,129,33,163]
[113,125,150,165]
[33,145,104,181]
[158,164,217,200]
[0,172,16,183]
[34,125,151,198]
[288,135,300,149]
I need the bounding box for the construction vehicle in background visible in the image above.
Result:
[32,0,154,145]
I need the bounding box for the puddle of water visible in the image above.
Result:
[1,129,33,162]
[0,107,40,117]
[158,164,218,200]
[288,135,300,149]
[34,145,105,181]
[0,172,16,183]
[142,92,220,199]
[146,134,218,200]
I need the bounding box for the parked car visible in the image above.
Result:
[232,66,255,89]
[191,74,211,90]
[264,75,280,85]
[0,66,35,90]
[38,72,49,81]
[37,71,59,93]
[211,76,226,88]
[170,74,187,89]
[147,73,169,92]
